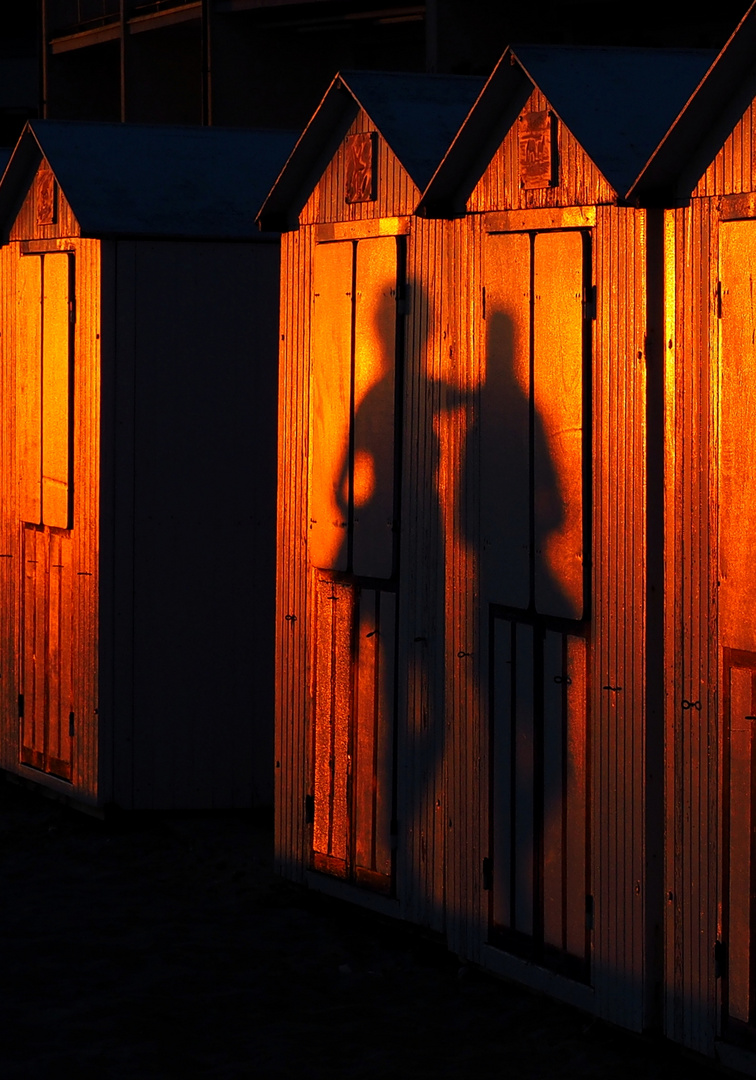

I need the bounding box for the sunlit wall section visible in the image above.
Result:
[275,226,314,881]
[592,204,649,1033]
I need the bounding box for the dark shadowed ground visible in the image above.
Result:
[0,776,727,1079]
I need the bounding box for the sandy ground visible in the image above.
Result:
[0,775,729,1079]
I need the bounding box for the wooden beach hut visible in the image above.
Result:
[0,120,295,810]
[418,44,713,1027]
[628,2,756,1067]
[258,71,483,926]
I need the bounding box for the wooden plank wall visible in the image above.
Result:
[439,213,485,961]
[468,88,616,213]
[592,205,648,1032]
[0,243,19,775]
[0,233,100,805]
[398,217,447,931]
[693,100,755,198]
[276,226,313,879]
[663,199,720,1054]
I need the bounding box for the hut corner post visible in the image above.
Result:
[644,205,667,1034]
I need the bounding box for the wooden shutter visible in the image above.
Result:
[482,231,531,608]
[352,236,397,579]
[310,242,353,571]
[18,255,42,525]
[41,253,71,529]
[533,231,584,620]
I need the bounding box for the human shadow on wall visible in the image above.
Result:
[307,274,589,980]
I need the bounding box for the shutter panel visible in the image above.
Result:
[533,231,584,620]
[41,252,71,530]
[352,235,397,579]
[482,231,531,608]
[18,255,42,525]
[310,242,353,571]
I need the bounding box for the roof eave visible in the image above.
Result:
[257,75,359,232]
[419,49,531,217]
[628,1,756,202]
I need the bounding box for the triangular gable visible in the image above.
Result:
[421,44,715,216]
[258,71,483,231]
[8,153,80,243]
[0,120,298,243]
[629,2,756,203]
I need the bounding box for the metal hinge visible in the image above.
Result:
[69,297,76,324]
[482,857,493,891]
[716,281,723,320]
[69,711,75,738]
[582,284,597,320]
[305,793,314,825]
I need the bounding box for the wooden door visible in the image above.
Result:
[483,229,591,979]
[17,252,74,781]
[308,235,401,893]
[719,221,756,1034]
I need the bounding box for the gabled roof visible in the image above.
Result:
[0,120,298,242]
[420,44,715,216]
[257,70,484,232]
[629,1,756,202]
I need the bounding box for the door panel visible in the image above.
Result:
[308,236,401,894]
[353,236,397,579]
[490,614,589,978]
[41,253,70,530]
[723,651,756,1029]
[17,252,74,781]
[20,525,73,782]
[485,227,590,981]
[310,242,353,572]
[533,232,584,620]
[481,231,531,608]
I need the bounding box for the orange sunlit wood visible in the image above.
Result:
[310,241,352,571]
[312,576,353,874]
[533,231,583,620]
[353,235,397,579]
[482,231,530,609]
[720,221,756,652]
[17,254,42,525]
[41,252,70,530]
[726,659,754,1025]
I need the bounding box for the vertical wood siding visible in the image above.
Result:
[663,197,719,1055]
[398,217,447,931]
[9,160,81,242]
[0,238,100,804]
[300,114,419,225]
[693,101,756,198]
[467,88,616,213]
[593,205,648,1032]
[440,214,484,960]
[276,226,313,880]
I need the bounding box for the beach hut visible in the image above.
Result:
[418,44,713,1027]
[258,71,484,929]
[0,120,296,810]
[629,3,756,1066]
